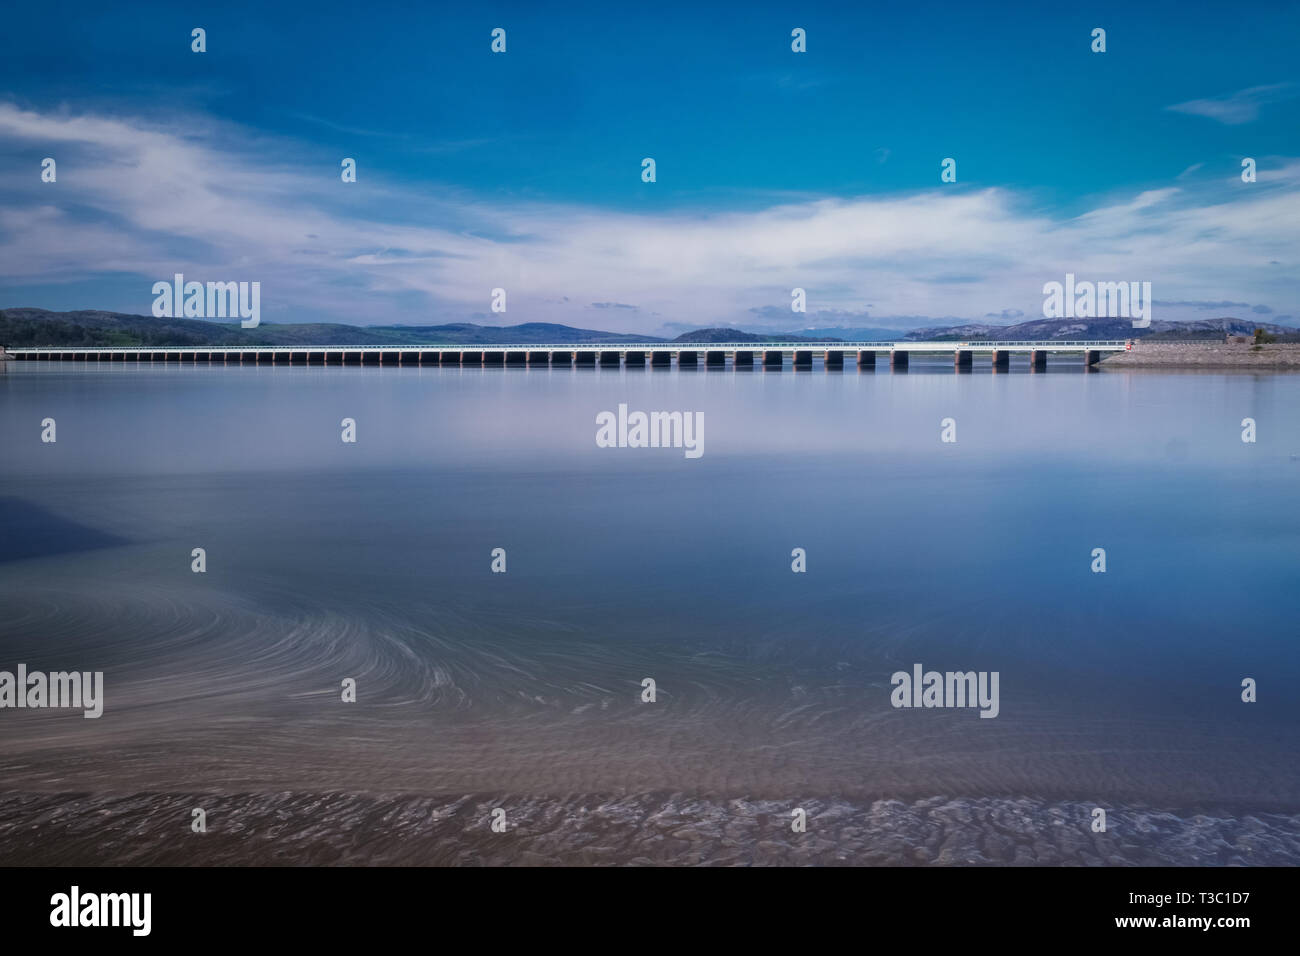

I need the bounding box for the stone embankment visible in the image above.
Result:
[1101,342,1300,369]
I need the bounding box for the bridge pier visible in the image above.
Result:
[11,341,1121,369]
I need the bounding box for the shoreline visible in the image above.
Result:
[2,790,1295,866]
[1101,342,1300,369]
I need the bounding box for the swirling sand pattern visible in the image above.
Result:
[0,568,1296,821]
[1,791,1296,866]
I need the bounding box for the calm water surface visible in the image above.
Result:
[1,360,1298,863]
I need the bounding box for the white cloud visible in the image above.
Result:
[0,102,1297,330]
[1166,82,1299,125]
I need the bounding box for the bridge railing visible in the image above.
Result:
[11,340,1133,352]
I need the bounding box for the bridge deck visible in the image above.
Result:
[8,340,1129,357]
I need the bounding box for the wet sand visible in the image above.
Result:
[3,791,1296,866]
[2,567,1298,865]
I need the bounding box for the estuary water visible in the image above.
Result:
[2,358,1298,865]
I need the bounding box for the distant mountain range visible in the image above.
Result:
[1,308,1291,348]
[0,310,664,348]
[901,316,1294,341]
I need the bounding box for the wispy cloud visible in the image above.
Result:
[1154,300,1251,309]
[1166,82,1299,125]
[1,102,1297,330]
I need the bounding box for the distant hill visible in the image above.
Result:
[0,309,665,347]
[903,317,1293,342]
[671,327,842,343]
[777,326,905,341]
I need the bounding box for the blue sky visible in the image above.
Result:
[1,0,1297,333]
